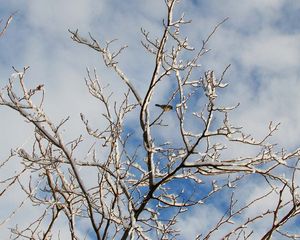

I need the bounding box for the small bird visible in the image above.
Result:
[155,104,173,111]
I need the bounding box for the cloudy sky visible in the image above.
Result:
[0,0,300,239]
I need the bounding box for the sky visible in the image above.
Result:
[0,0,300,239]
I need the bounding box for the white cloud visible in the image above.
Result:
[1,0,300,238]
[176,204,224,239]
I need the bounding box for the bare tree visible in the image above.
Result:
[1,1,300,239]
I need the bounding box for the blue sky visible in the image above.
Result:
[1,0,300,239]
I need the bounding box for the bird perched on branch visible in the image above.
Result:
[155,104,173,111]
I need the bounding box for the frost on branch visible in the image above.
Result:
[1,2,300,240]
